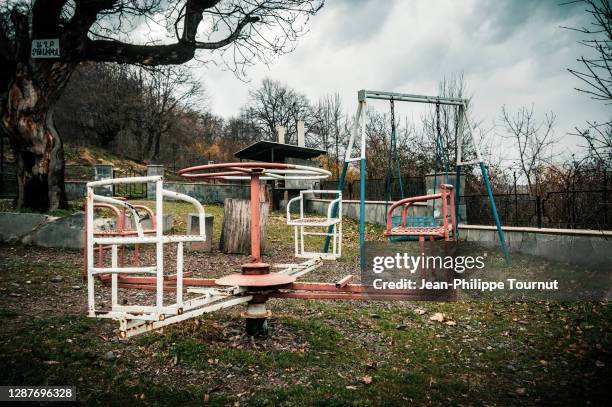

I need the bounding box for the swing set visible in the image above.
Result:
[324,90,511,267]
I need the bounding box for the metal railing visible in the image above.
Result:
[112,168,147,198]
[321,177,426,201]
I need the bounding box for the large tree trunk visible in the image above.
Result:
[1,62,72,211]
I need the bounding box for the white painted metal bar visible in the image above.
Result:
[456,104,465,167]
[112,305,179,314]
[93,234,210,246]
[86,187,95,315]
[96,312,160,321]
[111,245,118,307]
[176,242,183,308]
[162,189,206,238]
[155,178,163,314]
[93,194,144,237]
[344,102,363,162]
[462,103,484,163]
[120,295,253,338]
[87,175,162,187]
[91,266,157,274]
[360,100,367,159]
[359,90,466,106]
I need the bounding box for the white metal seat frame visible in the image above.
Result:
[287,190,342,260]
[86,175,207,323]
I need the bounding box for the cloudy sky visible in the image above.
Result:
[192,0,609,164]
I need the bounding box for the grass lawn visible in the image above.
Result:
[0,201,610,406]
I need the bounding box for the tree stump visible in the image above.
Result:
[220,198,269,254]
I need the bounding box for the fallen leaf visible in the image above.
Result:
[362,375,373,384]
[445,320,457,326]
[430,313,445,322]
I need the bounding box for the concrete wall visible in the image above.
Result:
[305,198,430,225]
[459,225,612,269]
[65,180,251,204]
[66,181,87,201]
[164,182,250,203]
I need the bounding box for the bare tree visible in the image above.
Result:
[243,77,312,144]
[501,104,559,195]
[572,120,612,166]
[562,1,612,166]
[419,73,476,169]
[564,0,612,102]
[0,0,323,210]
[138,66,202,162]
[310,92,345,178]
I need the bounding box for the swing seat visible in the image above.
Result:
[389,215,437,241]
[384,184,456,242]
[287,190,342,260]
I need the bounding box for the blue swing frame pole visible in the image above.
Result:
[480,161,512,264]
[359,158,366,271]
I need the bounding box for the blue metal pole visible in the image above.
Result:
[454,165,461,239]
[480,162,511,265]
[323,161,349,253]
[360,158,366,271]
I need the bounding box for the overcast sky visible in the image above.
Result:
[192,0,609,165]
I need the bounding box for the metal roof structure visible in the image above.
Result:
[234,141,326,162]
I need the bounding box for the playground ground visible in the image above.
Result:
[0,201,610,406]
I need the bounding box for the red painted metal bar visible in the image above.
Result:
[250,174,261,263]
[179,162,294,179]
[266,291,450,301]
[335,275,353,288]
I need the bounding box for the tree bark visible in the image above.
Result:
[2,62,72,210]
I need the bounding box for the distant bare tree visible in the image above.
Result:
[572,120,612,166]
[501,104,559,195]
[310,92,346,177]
[243,78,312,144]
[137,66,202,162]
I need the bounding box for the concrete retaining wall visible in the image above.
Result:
[64,181,250,204]
[164,182,250,203]
[66,181,87,201]
[305,198,430,225]
[459,225,612,269]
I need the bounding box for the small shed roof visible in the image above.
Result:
[234,141,326,162]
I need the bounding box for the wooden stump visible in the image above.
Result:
[220,198,269,254]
